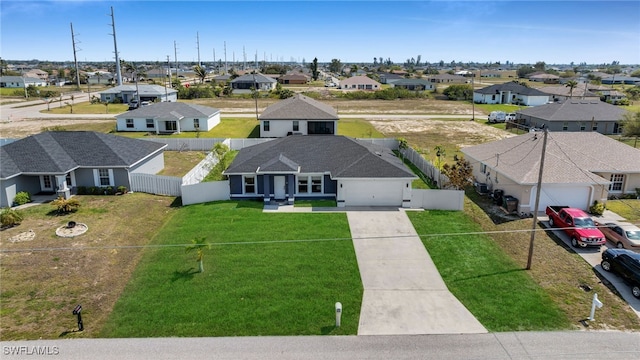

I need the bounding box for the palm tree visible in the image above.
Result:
[350,64,358,77]
[194,65,207,84]
[565,80,578,98]
[185,237,212,273]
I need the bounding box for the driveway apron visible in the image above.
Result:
[347,210,487,335]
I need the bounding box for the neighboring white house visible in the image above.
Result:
[259,94,339,137]
[462,132,640,214]
[473,82,550,106]
[0,76,25,88]
[115,102,221,134]
[87,71,115,85]
[339,76,381,90]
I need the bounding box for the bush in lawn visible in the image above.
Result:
[589,200,605,215]
[13,191,31,205]
[117,185,128,194]
[1,208,24,227]
[76,186,88,195]
[51,196,80,214]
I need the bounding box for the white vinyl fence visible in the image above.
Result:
[411,189,464,210]
[181,181,230,206]
[401,147,450,189]
[182,151,218,185]
[130,173,182,196]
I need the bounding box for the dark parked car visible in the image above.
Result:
[601,248,640,298]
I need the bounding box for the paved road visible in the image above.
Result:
[1,331,639,359]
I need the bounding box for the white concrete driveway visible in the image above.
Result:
[347,209,487,335]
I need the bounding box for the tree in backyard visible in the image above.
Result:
[625,86,640,101]
[185,237,212,273]
[350,64,358,76]
[620,111,640,148]
[630,69,640,78]
[397,137,408,162]
[534,61,546,71]
[442,84,472,100]
[194,65,207,84]
[310,57,319,81]
[517,66,535,79]
[565,80,578,98]
[101,100,109,114]
[434,145,446,170]
[441,155,473,190]
[328,59,342,74]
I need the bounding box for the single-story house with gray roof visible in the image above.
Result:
[512,100,629,135]
[99,84,178,103]
[538,85,600,103]
[390,79,435,91]
[258,94,339,137]
[0,131,166,207]
[224,135,417,207]
[230,73,277,93]
[115,102,221,134]
[473,82,550,106]
[461,132,640,214]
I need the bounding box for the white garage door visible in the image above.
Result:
[342,180,404,206]
[530,185,591,211]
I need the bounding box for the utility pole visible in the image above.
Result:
[70,22,81,91]
[109,6,123,86]
[213,48,216,73]
[471,74,475,121]
[174,41,179,81]
[166,55,171,88]
[526,128,548,270]
[196,32,201,66]
[224,41,227,74]
[243,46,246,70]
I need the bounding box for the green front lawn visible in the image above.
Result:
[407,210,571,331]
[100,201,361,337]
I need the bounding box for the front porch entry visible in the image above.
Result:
[274,176,286,200]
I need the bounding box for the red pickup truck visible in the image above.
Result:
[546,206,606,248]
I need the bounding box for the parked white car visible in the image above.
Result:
[488,111,506,123]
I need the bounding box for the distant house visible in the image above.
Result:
[230,73,277,93]
[390,79,434,91]
[539,85,600,102]
[378,73,404,84]
[462,132,640,213]
[480,71,503,78]
[598,89,627,104]
[212,74,232,83]
[99,84,178,103]
[224,135,416,207]
[512,100,629,134]
[278,73,309,84]
[87,71,115,85]
[115,102,221,134]
[0,76,25,88]
[427,74,467,83]
[601,75,640,85]
[22,69,49,81]
[529,73,560,83]
[339,76,381,90]
[473,82,549,106]
[259,94,338,137]
[23,77,46,87]
[0,131,166,208]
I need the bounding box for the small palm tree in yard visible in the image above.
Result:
[565,80,578,98]
[185,237,212,273]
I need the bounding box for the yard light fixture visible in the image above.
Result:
[335,302,342,327]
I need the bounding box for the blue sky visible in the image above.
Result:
[1,0,639,65]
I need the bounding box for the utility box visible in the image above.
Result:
[503,196,518,213]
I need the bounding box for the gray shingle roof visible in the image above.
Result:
[538,85,599,98]
[231,73,277,84]
[517,100,628,121]
[259,94,338,120]
[225,136,416,179]
[392,79,432,86]
[474,82,548,96]
[461,132,640,185]
[0,131,166,179]
[116,102,220,120]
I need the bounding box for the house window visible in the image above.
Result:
[146,119,154,128]
[166,121,177,131]
[592,122,598,131]
[98,169,111,186]
[126,119,134,128]
[311,176,322,193]
[293,121,299,132]
[609,174,624,192]
[491,95,496,100]
[580,122,586,131]
[298,177,308,193]
[194,119,200,129]
[562,122,568,131]
[244,176,256,194]
[481,164,487,174]
[263,121,270,132]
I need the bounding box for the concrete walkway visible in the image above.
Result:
[265,205,487,335]
[347,210,487,335]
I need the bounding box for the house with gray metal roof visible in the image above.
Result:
[390,79,434,91]
[473,82,550,106]
[230,73,277,93]
[0,131,166,207]
[115,102,221,134]
[538,85,600,102]
[462,132,640,214]
[224,135,416,207]
[513,100,629,135]
[99,84,178,103]
[258,94,339,137]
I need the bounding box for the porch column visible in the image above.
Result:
[287,174,295,205]
[55,175,70,199]
[263,175,271,204]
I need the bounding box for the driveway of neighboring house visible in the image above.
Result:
[346,209,487,335]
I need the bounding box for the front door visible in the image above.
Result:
[274,176,286,200]
[166,121,177,132]
[40,175,54,192]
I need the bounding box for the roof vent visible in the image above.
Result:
[375,151,382,156]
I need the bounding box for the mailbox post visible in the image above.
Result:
[335,302,342,327]
[72,305,84,331]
